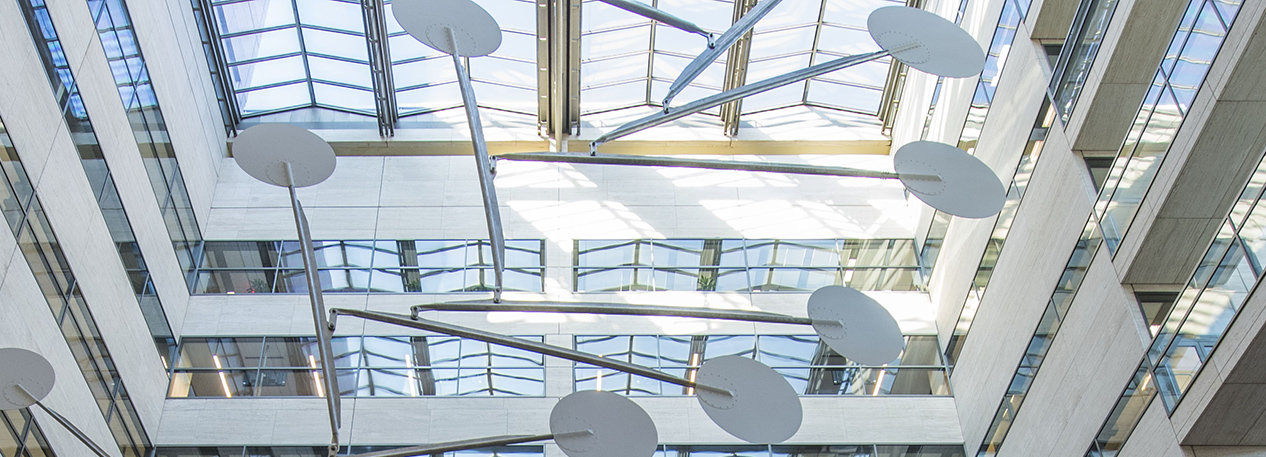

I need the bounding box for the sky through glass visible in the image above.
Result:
[209,0,901,132]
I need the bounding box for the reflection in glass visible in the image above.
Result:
[194,239,545,294]
[575,238,920,292]
[576,335,947,396]
[170,336,545,397]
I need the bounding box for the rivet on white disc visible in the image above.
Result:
[234,124,336,188]
[550,390,657,457]
[695,355,802,443]
[894,141,1006,219]
[807,285,906,366]
[0,348,55,410]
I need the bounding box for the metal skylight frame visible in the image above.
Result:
[197,0,899,137]
[210,0,377,118]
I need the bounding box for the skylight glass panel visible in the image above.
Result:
[579,0,896,120]
[580,0,654,114]
[383,0,537,118]
[203,0,898,131]
[580,0,727,114]
[212,0,374,116]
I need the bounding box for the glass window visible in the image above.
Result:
[576,334,947,396]
[575,239,919,292]
[193,239,545,294]
[171,336,545,398]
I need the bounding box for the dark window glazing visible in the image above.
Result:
[1,409,55,457]
[1049,0,1123,122]
[919,0,1034,280]
[1095,0,1241,254]
[945,100,1054,368]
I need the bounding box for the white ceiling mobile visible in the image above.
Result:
[219,1,995,455]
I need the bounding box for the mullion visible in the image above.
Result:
[290,0,318,107]
[217,23,296,40]
[801,0,829,104]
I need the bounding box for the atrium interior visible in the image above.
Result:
[0,0,1265,456]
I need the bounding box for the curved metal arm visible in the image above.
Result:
[451,47,506,302]
[284,164,341,455]
[16,385,110,457]
[597,0,711,40]
[495,152,936,180]
[328,308,733,396]
[591,50,890,150]
[663,0,784,107]
[348,434,555,457]
[411,299,814,325]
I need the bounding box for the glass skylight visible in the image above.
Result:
[207,0,898,131]
[384,0,539,117]
[214,0,375,116]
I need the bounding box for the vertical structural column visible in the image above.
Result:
[719,0,756,137]
[541,0,579,147]
[363,0,398,137]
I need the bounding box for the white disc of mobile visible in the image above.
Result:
[869,6,986,78]
[550,390,657,457]
[808,286,906,366]
[695,355,802,443]
[895,141,1006,219]
[394,0,503,57]
[234,124,336,188]
[0,348,55,410]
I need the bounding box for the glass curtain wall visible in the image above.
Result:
[575,335,949,396]
[89,0,206,284]
[1083,123,1266,457]
[0,120,152,456]
[188,0,240,135]
[976,216,1104,457]
[168,336,546,397]
[18,0,177,364]
[575,239,920,292]
[1095,0,1242,253]
[193,239,546,293]
[944,100,1055,368]
[919,0,1033,274]
[1,410,55,457]
[976,2,1243,454]
[1049,0,1122,122]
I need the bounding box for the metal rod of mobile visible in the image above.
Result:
[494,152,941,181]
[661,0,784,108]
[596,0,712,42]
[590,49,897,151]
[449,29,508,302]
[327,308,733,396]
